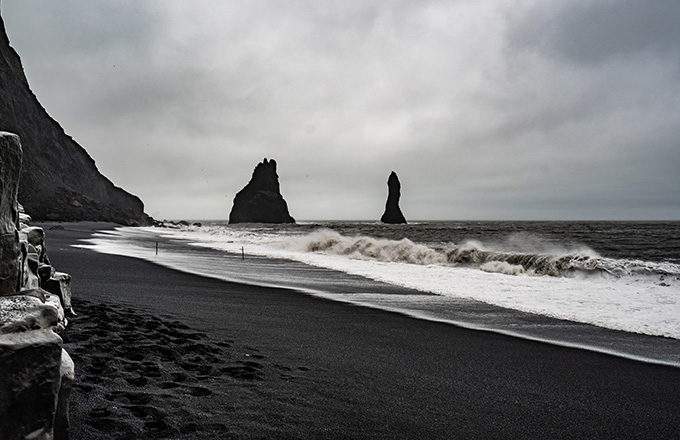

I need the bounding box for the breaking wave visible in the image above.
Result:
[283,228,680,279]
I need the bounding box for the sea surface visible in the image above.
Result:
[77,220,680,367]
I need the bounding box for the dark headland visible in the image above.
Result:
[0,12,150,226]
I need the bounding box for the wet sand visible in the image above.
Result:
[45,222,680,439]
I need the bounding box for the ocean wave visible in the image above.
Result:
[283,228,679,279]
[139,224,680,340]
[295,229,446,265]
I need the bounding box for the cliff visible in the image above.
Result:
[229,158,295,224]
[0,9,150,225]
[380,171,407,224]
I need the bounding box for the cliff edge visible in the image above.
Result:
[0,9,150,225]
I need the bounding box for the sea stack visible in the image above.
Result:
[229,158,295,224]
[380,171,407,224]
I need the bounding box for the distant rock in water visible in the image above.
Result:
[380,171,407,224]
[229,158,295,224]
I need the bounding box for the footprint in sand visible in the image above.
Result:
[220,360,265,381]
[182,385,213,397]
[124,404,166,420]
[74,382,95,392]
[124,376,149,387]
[88,407,111,418]
[179,422,199,435]
[105,390,152,405]
[139,361,163,377]
[144,418,173,433]
[64,298,314,439]
[171,372,190,382]
[123,405,148,419]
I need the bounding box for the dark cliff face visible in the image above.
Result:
[0,11,151,225]
[381,171,407,224]
[229,158,295,224]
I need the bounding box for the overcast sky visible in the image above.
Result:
[3,0,679,221]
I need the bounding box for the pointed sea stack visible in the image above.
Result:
[380,171,407,224]
[229,158,295,224]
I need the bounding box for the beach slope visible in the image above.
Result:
[46,223,680,439]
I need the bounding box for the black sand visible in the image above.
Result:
[45,223,680,439]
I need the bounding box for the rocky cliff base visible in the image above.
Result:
[1,132,74,440]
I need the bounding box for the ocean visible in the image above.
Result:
[76,220,680,367]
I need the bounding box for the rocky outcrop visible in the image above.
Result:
[380,171,407,224]
[0,298,73,440]
[0,9,151,225]
[229,158,295,224]
[0,132,22,295]
[1,132,74,440]
[0,329,69,440]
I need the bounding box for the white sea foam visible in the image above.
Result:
[138,225,680,340]
[479,261,525,275]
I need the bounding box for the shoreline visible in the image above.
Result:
[72,222,680,369]
[44,222,680,439]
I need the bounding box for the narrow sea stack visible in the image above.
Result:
[0,10,150,225]
[229,158,295,224]
[380,171,407,224]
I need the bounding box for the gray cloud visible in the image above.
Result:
[507,0,680,65]
[3,0,679,220]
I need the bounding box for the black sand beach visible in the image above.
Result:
[45,223,680,439]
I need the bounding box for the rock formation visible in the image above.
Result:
[0,133,22,295]
[229,158,295,224]
[1,132,74,440]
[0,9,151,225]
[380,171,407,224]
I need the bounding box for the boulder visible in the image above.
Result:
[54,348,74,440]
[18,204,31,229]
[0,123,74,439]
[0,293,64,335]
[22,227,48,262]
[229,158,296,224]
[380,171,407,224]
[0,329,63,440]
[0,293,70,439]
[20,247,40,291]
[38,264,55,285]
[42,273,75,317]
[0,132,22,296]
